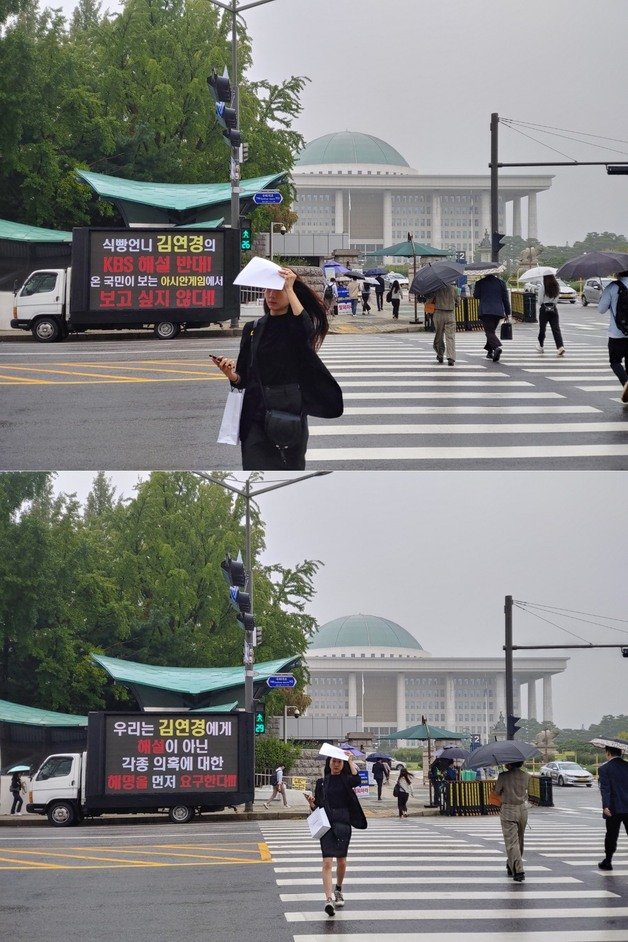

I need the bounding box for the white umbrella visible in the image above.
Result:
[519,266,557,282]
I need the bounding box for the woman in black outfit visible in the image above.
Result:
[536,273,565,355]
[305,753,367,917]
[213,268,342,470]
[395,767,415,817]
[10,772,24,814]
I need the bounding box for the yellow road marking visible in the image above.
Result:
[0,854,59,868]
[0,376,224,386]
[0,842,272,871]
[0,362,213,377]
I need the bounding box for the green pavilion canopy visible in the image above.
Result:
[366,240,450,259]
[92,653,300,711]
[379,721,463,741]
[0,219,72,243]
[0,699,88,727]
[76,169,288,227]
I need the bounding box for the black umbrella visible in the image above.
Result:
[345,269,364,279]
[435,746,470,761]
[556,251,628,280]
[465,740,540,770]
[410,261,465,296]
[363,266,388,276]
[366,752,393,762]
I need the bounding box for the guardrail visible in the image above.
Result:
[528,774,553,807]
[440,774,553,815]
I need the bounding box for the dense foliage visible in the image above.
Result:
[0,472,319,714]
[0,0,307,228]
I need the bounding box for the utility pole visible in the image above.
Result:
[490,113,499,262]
[504,594,514,738]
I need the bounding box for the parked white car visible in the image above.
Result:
[526,279,578,303]
[539,761,593,786]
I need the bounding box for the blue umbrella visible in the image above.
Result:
[339,743,365,757]
[363,266,388,276]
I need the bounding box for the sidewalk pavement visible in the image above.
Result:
[0,784,440,826]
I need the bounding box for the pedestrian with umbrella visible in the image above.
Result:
[467,740,540,883]
[556,252,628,401]
[412,262,465,366]
[598,269,628,403]
[473,272,512,362]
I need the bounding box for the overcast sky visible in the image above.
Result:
[44,0,627,246]
[52,471,628,731]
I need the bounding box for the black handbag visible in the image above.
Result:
[262,383,303,449]
[500,318,513,340]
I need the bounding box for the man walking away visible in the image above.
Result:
[431,283,457,365]
[473,273,511,362]
[375,276,385,311]
[372,759,386,800]
[598,746,628,871]
[598,271,628,403]
[493,761,530,882]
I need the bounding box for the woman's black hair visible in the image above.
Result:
[263,276,329,350]
[543,274,560,298]
[398,767,414,784]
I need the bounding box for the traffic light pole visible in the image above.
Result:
[504,594,514,738]
[490,113,499,263]
[504,594,627,741]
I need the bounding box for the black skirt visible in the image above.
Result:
[319,808,352,858]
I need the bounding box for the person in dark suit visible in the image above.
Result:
[213,269,342,470]
[473,273,511,362]
[598,746,628,870]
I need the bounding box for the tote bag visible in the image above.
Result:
[307,805,331,840]
[217,388,244,445]
[500,318,513,341]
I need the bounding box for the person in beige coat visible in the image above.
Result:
[493,761,530,882]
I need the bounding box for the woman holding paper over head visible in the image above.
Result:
[304,744,367,917]
[212,260,342,470]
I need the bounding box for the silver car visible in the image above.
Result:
[539,760,593,786]
[581,277,612,306]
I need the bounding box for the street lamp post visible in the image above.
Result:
[193,471,331,808]
[270,222,286,260]
[206,0,285,230]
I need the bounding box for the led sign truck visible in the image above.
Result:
[26,710,254,826]
[10,227,240,342]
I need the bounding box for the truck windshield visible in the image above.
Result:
[22,272,58,296]
[36,756,74,780]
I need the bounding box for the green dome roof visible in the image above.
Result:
[296,132,409,168]
[309,614,423,651]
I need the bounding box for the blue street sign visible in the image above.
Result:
[266,674,297,688]
[253,191,283,205]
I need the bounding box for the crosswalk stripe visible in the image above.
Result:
[308,444,628,461]
[275,876,576,885]
[280,890,616,902]
[292,933,628,942]
[343,391,563,399]
[343,406,600,414]
[310,423,626,436]
[285,906,628,923]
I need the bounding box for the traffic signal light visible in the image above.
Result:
[221,554,255,633]
[207,68,241,148]
[240,219,252,252]
[621,647,628,657]
[507,714,521,739]
[492,231,506,258]
[607,165,628,175]
[254,707,266,735]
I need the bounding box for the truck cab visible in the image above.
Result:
[11,268,68,342]
[27,752,83,826]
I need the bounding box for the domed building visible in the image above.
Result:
[304,613,567,740]
[290,130,553,259]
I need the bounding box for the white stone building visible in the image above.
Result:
[304,614,567,741]
[291,131,553,260]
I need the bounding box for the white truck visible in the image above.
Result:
[26,710,254,826]
[11,226,239,342]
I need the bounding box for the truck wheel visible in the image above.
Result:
[169,805,194,823]
[154,321,180,340]
[48,801,77,827]
[581,295,588,306]
[32,318,61,343]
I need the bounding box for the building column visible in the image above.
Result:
[513,678,521,717]
[542,675,553,723]
[348,672,357,716]
[527,678,537,721]
[383,190,392,249]
[445,675,455,730]
[527,192,538,240]
[431,192,442,247]
[480,191,491,239]
[396,672,406,731]
[495,673,506,719]
[335,190,344,235]
[512,197,522,238]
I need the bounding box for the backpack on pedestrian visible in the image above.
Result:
[323,284,334,303]
[270,769,278,786]
[613,281,628,336]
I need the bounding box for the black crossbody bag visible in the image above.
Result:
[262,383,304,450]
